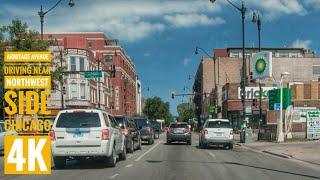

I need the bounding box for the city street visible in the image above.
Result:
[1,133,320,180]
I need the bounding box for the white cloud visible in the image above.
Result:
[164,14,225,28]
[183,58,191,66]
[0,0,222,42]
[246,0,307,20]
[291,39,312,49]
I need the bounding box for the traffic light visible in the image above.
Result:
[171,92,175,99]
[62,86,66,94]
[252,99,257,106]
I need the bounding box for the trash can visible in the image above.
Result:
[240,128,253,143]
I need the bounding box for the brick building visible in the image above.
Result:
[193,47,320,128]
[44,32,138,116]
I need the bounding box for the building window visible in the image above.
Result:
[80,57,85,71]
[312,65,320,75]
[80,83,86,99]
[304,84,311,99]
[70,82,78,99]
[70,56,76,71]
[88,40,92,48]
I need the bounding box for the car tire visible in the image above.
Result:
[119,144,127,160]
[229,144,234,150]
[137,138,142,150]
[54,157,66,169]
[187,140,192,145]
[166,139,171,144]
[107,146,117,167]
[154,131,159,139]
[148,138,153,145]
[128,139,134,153]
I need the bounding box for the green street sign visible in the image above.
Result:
[84,71,102,78]
[209,105,216,113]
[268,88,292,110]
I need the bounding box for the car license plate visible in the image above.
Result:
[216,133,223,136]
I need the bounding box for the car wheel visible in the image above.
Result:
[137,138,142,150]
[229,144,233,150]
[187,140,192,145]
[54,157,66,169]
[148,138,153,145]
[128,139,134,153]
[166,139,171,144]
[107,146,117,167]
[154,131,159,139]
[119,144,127,160]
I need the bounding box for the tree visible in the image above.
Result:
[143,97,173,124]
[177,103,194,122]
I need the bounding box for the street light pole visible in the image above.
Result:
[252,11,262,128]
[38,0,75,40]
[210,0,247,125]
[278,72,289,143]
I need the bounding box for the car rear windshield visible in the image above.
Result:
[134,119,148,127]
[170,123,188,128]
[56,112,101,128]
[206,121,231,128]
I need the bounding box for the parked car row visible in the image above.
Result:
[50,109,162,169]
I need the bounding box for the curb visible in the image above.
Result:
[261,150,290,159]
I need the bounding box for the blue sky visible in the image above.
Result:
[1,0,320,115]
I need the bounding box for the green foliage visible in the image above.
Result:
[143,97,173,122]
[177,103,194,122]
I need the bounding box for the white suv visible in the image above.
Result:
[51,109,126,168]
[199,119,234,149]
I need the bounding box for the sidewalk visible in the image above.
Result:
[237,140,320,166]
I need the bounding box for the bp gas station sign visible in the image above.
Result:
[252,51,272,79]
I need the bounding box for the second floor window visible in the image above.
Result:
[70,57,76,71]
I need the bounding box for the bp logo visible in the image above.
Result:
[255,57,266,74]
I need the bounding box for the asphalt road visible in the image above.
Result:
[1,133,320,180]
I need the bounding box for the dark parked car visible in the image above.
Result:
[133,118,154,145]
[115,116,142,153]
[167,122,191,145]
[150,120,160,139]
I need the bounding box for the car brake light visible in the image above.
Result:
[203,129,208,135]
[50,130,55,141]
[102,129,110,140]
[123,128,130,136]
[147,127,152,133]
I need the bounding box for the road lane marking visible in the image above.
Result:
[125,164,133,168]
[135,141,161,162]
[208,152,216,158]
[109,173,119,179]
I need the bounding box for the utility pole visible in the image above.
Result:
[59,50,64,109]
[97,60,101,109]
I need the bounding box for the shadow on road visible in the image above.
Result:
[144,159,320,179]
[164,142,189,145]
[54,159,111,170]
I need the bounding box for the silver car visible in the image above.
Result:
[166,122,192,145]
[51,109,126,168]
[199,119,234,149]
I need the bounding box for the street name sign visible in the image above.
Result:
[84,71,102,79]
[209,105,216,113]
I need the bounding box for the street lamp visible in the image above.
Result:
[210,0,247,124]
[252,11,263,129]
[38,0,75,40]
[195,46,218,118]
[278,72,290,143]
